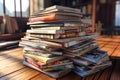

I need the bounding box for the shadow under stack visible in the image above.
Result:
[19,5,112,78]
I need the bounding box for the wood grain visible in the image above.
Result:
[0,36,120,80]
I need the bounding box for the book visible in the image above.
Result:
[30,22,82,27]
[19,41,49,49]
[26,32,81,39]
[27,29,80,34]
[88,61,112,69]
[19,40,63,54]
[45,5,81,14]
[19,40,61,48]
[41,61,73,69]
[24,53,65,64]
[41,63,73,72]
[24,50,59,58]
[64,41,98,52]
[20,34,98,49]
[23,46,63,56]
[24,55,42,67]
[29,13,80,22]
[44,34,99,43]
[30,23,64,27]
[68,41,98,53]
[63,42,98,57]
[21,37,88,48]
[30,25,80,30]
[31,5,82,16]
[24,55,72,67]
[31,11,82,19]
[26,29,65,34]
[66,39,93,50]
[27,20,82,25]
[23,61,71,78]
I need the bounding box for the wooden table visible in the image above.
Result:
[95,36,120,59]
[0,36,120,80]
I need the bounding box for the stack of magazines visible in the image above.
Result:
[19,5,111,78]
[72,49,112,77]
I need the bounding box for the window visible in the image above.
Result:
[16,0,21,17]
[5,0,15,16]
[21,0,29,17]
[0,0,29,17]
[0,0,3,16]
[115,1,120,26]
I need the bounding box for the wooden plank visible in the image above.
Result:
[0,47,40,80]
[98,41,120,58]
[83,74,95,80]
[111,39,120,43]
[0,48,22,56]
[100,47,114,56]
[30,72,56,80]
[111,36,120,39]
[0,48,23,61]
[58,72,82,80]
[107,42,119,46]
[110,60,120,80]
[0,67,27,80]
[0,48,24,77]
[97,66,113,80]
[0,52,22,66]
[7,67,39,80]
[0,48,23,62]
[92,71,103,80]
[100,42,118,57]
[93,60,116,80]
[98,41,109,48]
[111,44,120,59]
[0,48,22,55]
[0,61,25,77]
[0,67,40,80]
[82,65,112,80]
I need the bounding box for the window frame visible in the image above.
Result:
[115,0,120,26]
[2,0,30,18]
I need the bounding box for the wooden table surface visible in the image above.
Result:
[95,36,120,59]
[0,36,120,80]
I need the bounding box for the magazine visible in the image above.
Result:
[23,61,71,78]
[24,53,65,64]
[73,61,112,77]
[80,49,109,64]
[71,57,92,66]
[24,56,73,71]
